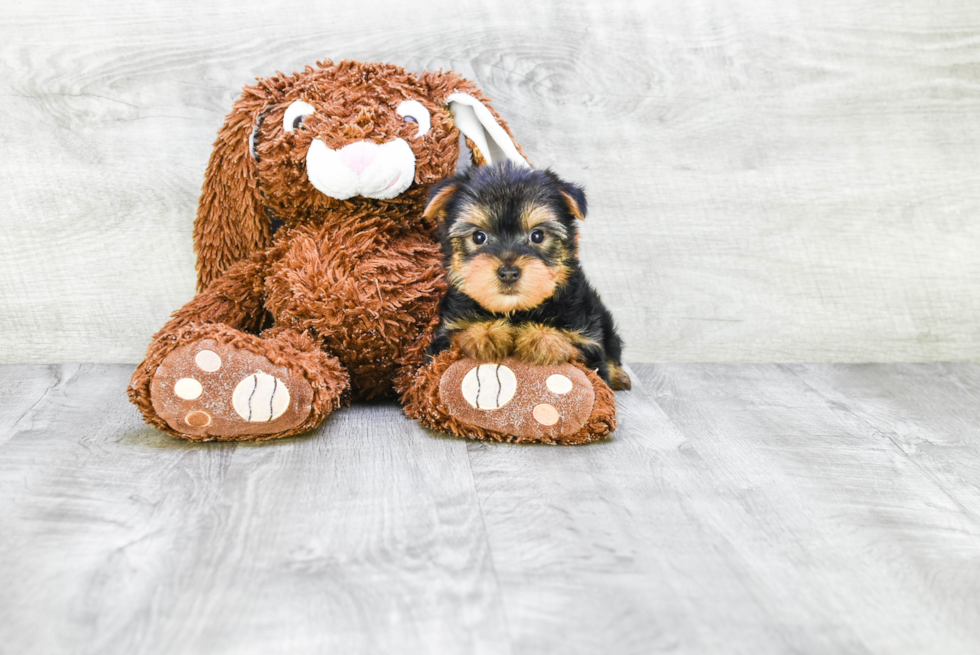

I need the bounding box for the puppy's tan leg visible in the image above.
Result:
[452,319,516,362]
[513,324,581,366]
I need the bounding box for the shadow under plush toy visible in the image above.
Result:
[128,59,617,444]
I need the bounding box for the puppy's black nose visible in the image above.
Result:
[497,265,522,284]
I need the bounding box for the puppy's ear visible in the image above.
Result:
[193,74,291,291]
[424,71,530,168]
[559,182,587,221]
[423,178,458,221]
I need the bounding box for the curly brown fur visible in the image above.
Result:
[401,348,616,445]
[425,162,631,390]
[129,60,528,441]
[130,59,620,445]
[193,60,524,292]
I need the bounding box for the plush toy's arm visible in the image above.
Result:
[163,254,269,334]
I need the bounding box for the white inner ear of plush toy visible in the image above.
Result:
[446,93,530,167]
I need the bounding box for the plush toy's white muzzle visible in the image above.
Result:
[306,138,415,200]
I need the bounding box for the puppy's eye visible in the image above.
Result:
[472,231,487,245]
[396,100,431,137]
[283,100,315,133]
[529,229,545,244]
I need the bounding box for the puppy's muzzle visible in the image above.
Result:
[496,264,522,285]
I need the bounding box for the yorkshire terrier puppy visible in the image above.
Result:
[423,162,631,391]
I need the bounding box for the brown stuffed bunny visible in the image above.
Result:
[128,59,616,444]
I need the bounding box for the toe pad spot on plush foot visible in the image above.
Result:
[546,374,573,394]
[533,403,560,425]
[174,378,203,400]
[150,338,314,439]
[195,350,222,372]
[185,411,211,427]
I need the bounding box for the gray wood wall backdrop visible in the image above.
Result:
[2,0,979,364]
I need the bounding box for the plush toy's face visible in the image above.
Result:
[194,60,531,290]
[249,62,505,221]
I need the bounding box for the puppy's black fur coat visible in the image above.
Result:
[426,162,629,389]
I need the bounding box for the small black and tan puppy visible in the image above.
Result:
[423,162,631,391]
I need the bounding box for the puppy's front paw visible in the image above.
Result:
[452,319,515,362]
[514,324,580,366]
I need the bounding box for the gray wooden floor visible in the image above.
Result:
[1,363,979,654]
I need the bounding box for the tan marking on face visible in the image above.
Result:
[450,253,569,313]
[521,203,560,232]
[458,202,492,231]
[449,252,498,307]
[451,319,516,361]
[513,323,581,365]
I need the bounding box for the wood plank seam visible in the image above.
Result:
[4,365,77,437]
[463,440,517,655]
[781,363,980,529]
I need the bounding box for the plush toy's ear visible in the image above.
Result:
[446,93,531,168]
[193,76,289,291]
[423,71,530,169]
[423,179,458,222]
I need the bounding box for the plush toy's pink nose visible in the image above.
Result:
[339,141,377,175]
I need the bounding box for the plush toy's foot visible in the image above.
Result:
[403,351,617,445]
[144,332,347,441]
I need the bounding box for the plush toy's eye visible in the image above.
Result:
[529,229,545,244]
[283,100,315,133]
[396,100,431,137]
[472,231,487,245]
